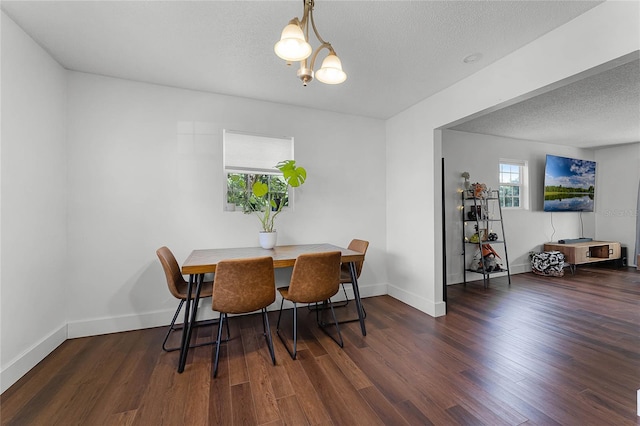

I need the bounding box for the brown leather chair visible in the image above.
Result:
[211,256,276,377]
[339,239,369,306]
[157,246,216,352]
[309,239,369,312]
[276,251,343,359]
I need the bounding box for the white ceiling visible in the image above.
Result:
[2,0,638,148]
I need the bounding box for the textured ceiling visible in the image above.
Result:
[449,57,640,148]
[2,1,637,148]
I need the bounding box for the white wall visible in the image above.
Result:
[595,142,640,265]
[65,72,388,337]
[386,1,639,316]
[1,12,68,392]
[442,130,596,284]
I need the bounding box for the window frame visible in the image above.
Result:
[223,130,295,212]
[499,159,529,210]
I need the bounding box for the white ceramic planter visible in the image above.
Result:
[259,231,277,249]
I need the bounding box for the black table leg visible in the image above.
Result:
[178,273,203,373]
[177,274,194,372]
[349,261,366,336]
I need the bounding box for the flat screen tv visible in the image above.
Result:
[543,154,596,212]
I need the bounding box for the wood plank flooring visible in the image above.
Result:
[2,266,639,425]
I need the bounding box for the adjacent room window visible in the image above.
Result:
[499,159,528,209]
[223,130,294,212]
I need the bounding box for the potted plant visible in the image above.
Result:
[245,160,307,248]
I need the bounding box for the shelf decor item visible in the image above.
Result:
[471,182,489,199]
[461,171,471,190]
[470,244,504,273]
[467,205,482,220]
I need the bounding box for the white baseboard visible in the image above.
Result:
[386,283,446,317]
[1,324,67,394]
[67,301,230,339]
[447,264,529,285]
[68,309,186,339]
[345,282,388,299]
[67,281,389,339]
[2,282,389,393]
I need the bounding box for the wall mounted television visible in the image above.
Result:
[543,154,596,212]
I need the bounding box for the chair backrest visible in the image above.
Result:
[156,246,187,299]
[287,251,342,303]
[344,239,369,278]
[212,256,275,314]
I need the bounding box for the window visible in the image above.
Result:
[223,130,294,212]
[499,160,528,209]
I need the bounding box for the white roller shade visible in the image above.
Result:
[224,130,294,174]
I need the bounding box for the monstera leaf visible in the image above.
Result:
[252,181,269,197]
[276,160,306,187]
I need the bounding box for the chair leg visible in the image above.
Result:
[163,299,220,352]
[213,313,227,378]
[262,308,276,365]
[276,299,298,360]
[317,299,344,348]
[341,283,368,318]
[328,283,369,322]
[341,283,350,304]
[307,284,349,311]
[292,303,298,358]
[225,314,231,341]
[276,297,285,333]
[162,299,184,352]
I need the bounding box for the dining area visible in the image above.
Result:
[157,241,370,375]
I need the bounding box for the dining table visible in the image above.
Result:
[177,243,366,373]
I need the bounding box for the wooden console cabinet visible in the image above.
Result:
[544,241,621,270]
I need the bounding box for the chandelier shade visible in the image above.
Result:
[274,0,346,86]
[315,53,346,84]
[274,21,312,62]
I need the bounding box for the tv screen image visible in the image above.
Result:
[543,154,596,212]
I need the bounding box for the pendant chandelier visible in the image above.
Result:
[274,0,347,86]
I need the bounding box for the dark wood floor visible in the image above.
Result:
[2,266,639,425]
